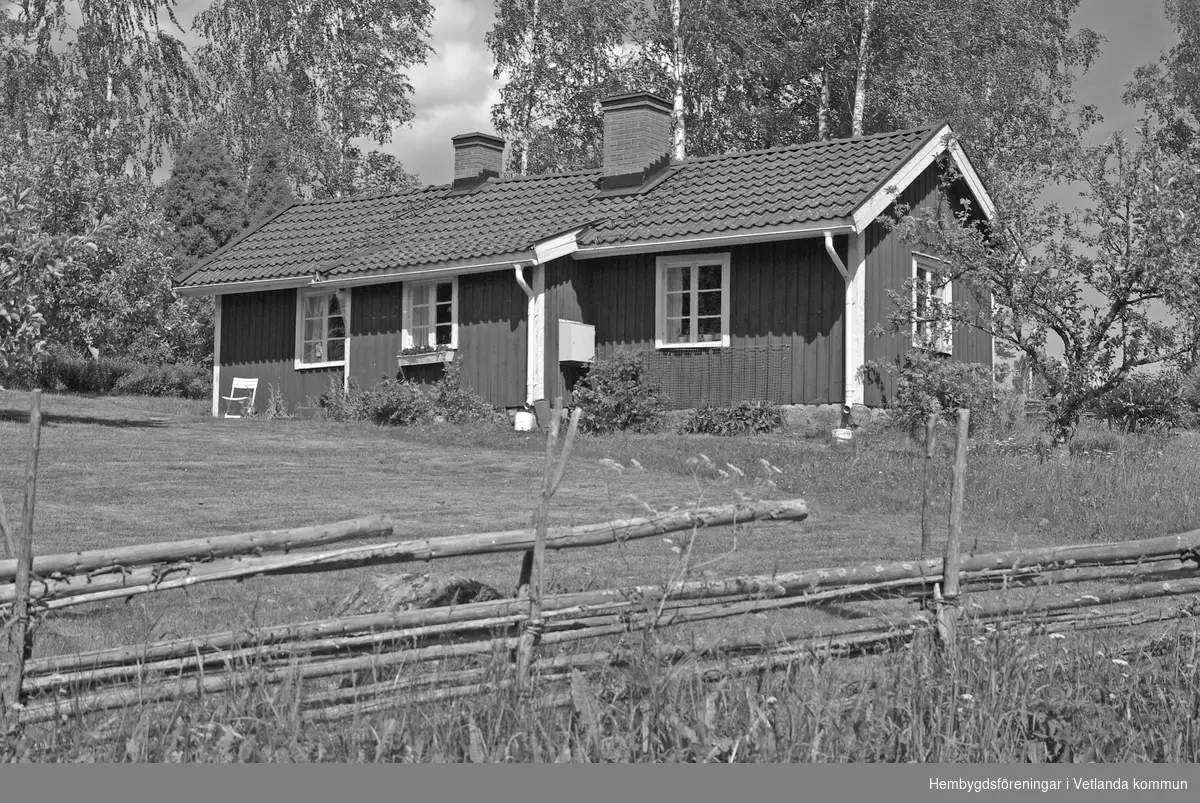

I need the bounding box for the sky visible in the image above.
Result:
[169,0,1181,189]
[386,0,1182,188]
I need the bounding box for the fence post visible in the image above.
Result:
[1,390,43,733]
[936,407,969,756]
[0,489,12,559]
[516,399,580,693]
[920,412,937,558]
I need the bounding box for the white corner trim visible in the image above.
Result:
[852,124,997,232]
[212,295,222,418]
[845,232,866,407]
[823,231,850,281]
[526,265,546,404]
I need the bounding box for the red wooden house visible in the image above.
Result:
[175,92,997,418]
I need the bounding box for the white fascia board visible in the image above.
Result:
[852,124,996,231]
[573,220,854,260]
[176,276,312,297]
[180,253,541,296]
[945,137,997,221]
[311,253,538,289]
[532,229,582,264]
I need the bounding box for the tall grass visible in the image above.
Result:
[8,621,1198,762]
[587,423,1200,549]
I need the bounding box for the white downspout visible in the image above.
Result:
[825,231,865,410]
[824,231,849,281]
[514,263,544,405]
[514,264,534,298]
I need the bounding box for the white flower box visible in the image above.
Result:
[397,349,456,368]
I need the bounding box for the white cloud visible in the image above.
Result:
[384,0,502,185]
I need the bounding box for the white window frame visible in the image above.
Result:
[294,288,349,369]
[655,253,731,349]
[912,252,953,355]
[401,276,459,351]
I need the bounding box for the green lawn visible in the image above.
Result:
[4,389,1199,658]
[4,390,1200,762]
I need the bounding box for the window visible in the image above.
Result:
[403,278,458,350]
[296,289,346,367]
[655,253,731,349]
[913,253,953,354]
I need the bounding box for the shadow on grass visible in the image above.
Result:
[0,408,169,429]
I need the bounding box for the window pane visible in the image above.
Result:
[327,338,344,361]
[666,266,689,293]
[666,291,683,321]
[697,316,721,340]
[303,295,323,319]
[435,282,453,303]
[411,284,430,307]
[328,294,342,317]
[697,289,721,316]
[304,319,323,342]
[328,316,345,340]
[412,301,429,330]
[698,264,722,291]
[304,341,321,362]
[435,323,452,346]
[435,301,452,326]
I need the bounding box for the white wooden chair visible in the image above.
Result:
[223,377,259,418]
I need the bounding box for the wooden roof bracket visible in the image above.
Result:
[824,231,850,282]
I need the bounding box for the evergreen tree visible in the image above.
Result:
[160,129,246,263]
[246,127,297,226]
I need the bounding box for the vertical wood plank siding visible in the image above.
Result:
[349,282,404,387]
[863,163,994,406]
[458,271,527,407]
[218,289,341,413]
[587,240,844,406]
[544,257,592,403]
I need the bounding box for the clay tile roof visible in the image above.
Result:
[176,125,940,290]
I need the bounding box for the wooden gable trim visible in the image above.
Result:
[851,124,996,232]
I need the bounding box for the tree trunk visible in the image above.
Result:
[518,0,541,175]
[851,0,874,137]
[817,63,830,140]
[672,0,685,159]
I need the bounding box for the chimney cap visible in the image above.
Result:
[599,91,673,113]
[451,132,506,149]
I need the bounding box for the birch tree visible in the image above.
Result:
[194,0,434,196]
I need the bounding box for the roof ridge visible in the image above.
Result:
[299,184,441,206]
[675,124,942,167]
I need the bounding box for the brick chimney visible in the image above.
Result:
[451,132,505,190]
[600,92,673,191]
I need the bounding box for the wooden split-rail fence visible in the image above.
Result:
[2,395,1200,732]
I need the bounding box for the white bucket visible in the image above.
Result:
[514,411,535,431]
[831,427,854,445]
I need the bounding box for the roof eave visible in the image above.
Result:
[572,220,855,260]
[172,200,301,288]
